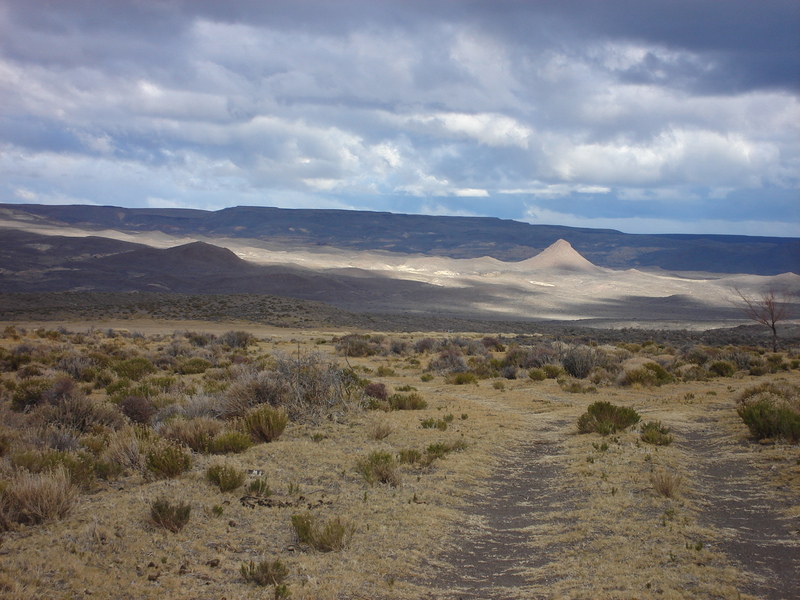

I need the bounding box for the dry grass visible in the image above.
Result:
[0,321,797,599]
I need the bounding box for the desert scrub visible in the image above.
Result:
[206,463,246,492]
[291,513,355,552]
[149,497,191,532]
[145,441,192,479]
[111,357,157,380]
[528,368,547,381]
[247,477,272,497]
[388,392,428,410]
[421,418,448,431]
[708,360,737,377]
[651,469,683,498]
[618,362,672,387]
[0,466,78,527]
[209,430,252,454]
[160,417,223,452]
[357,451,401,487]
[577,401,641,435]
[240,558,289,589]
[736,381,800,442]
[640,421,674,445]
[242,405,288,442]
[558,378,597,393]
[446,372,478,385]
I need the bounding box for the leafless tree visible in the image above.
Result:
[733,287,793,352]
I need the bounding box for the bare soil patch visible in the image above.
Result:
[681,417,800,600]
[417,419,575,599]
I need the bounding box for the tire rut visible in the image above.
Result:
[416,419,574,599]
[681,420,800,600]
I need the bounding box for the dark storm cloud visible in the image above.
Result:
[0,0,797,235]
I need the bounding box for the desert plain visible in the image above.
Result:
[0,314,797,600]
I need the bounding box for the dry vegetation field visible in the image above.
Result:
[0,320,798,599]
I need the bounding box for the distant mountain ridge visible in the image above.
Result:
[1,203,798,275]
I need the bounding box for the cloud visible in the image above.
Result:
[0,0,797,236]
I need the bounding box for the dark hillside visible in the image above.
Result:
[2,203,797,274]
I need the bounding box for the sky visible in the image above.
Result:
[1,0,799,237]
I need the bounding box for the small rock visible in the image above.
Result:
[147,571,160,581]
[206,558,220,568]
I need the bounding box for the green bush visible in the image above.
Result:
[736,381,800,442]
[145,442,192,479]
[210,430,252,454]
[577,401,641,435]
[620,362,672,387]
[357,451,400,487]
[388,393,428,410]
[291,513,355,552]
[420,418,448,431]
[149,497,191,532]
[206,463,246,492]
[247,477,272,497]
[640,421,674,446]
[112,357,156,381]
[242,405,288,443]
[160,417,223,453]
[708,360,736,377]
[177,357,213,375]
[240,559,289,587]
[446,372,478,385]
[10,377,52,412]
[528,368,547,381]
[543,365,563,379]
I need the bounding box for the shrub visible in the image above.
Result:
[112,357,156,381]
[291,513,355,552]
[388,393,428,410]
[558,379,597,394]
[577,401,640,435]
[218,330,254,349]
[528,368,547,381]
[427,347,469,374]
[651,470,682,498]
[708,360,737,378]
[446,372,478,385]
[619,362,672,387]
[542,364,563,379]
[149,497,191,532]
[160,417,223,453]
[363,382,388,401]
[398,449,423,465]
[177,357,213,375]
[368,420,392,441]
[210,430,253,454]
[736,382,800,442]
[640,421,674,446]
[206,463,246,492]
[247,477,272,497]
[1,467,78,526]
[10,377,52,412]
[145,441,192,479]
[336,334,381,357]
[421,418,448,431]
[563,347,599,379]
[357,451,400,487]
[242,405,288,443]
[240,559,289,587]
[222,370,288,418]
[119,395,155,425]
[37,394,124,433]
[10,449,99,490]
